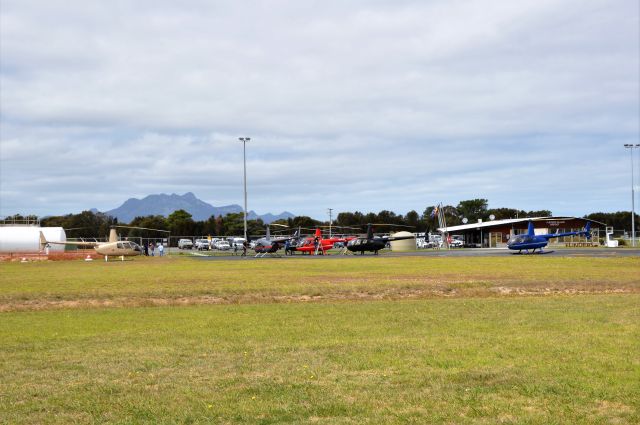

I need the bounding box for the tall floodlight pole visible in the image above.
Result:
[637,144,640,244]
[239,137,251,241]
[624,144,637,247]
[328,208,333,238]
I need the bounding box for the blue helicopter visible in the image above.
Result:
[507,220,591,254]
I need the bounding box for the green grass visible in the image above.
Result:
[1,256,638,310]
[1,256,639,423]
[1,296,638,424]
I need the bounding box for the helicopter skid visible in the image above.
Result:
[512,250,555,255]
[255,252,281,258]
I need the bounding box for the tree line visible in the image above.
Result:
[4,198,638,240]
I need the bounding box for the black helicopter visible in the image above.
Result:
[346,224,415,255]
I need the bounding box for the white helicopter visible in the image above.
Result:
[39,226,168,261]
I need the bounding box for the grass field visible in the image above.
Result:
[1,256,638,311]
[1,256,639,424]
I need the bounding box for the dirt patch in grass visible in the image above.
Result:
[489,286,631,296]
[1,285,636,312]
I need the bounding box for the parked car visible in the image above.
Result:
[230,237,246,248]
[427,235,443,248]
[214,240,231,250]
[416,238,434,249]
[178,239,193,250]
[194,239,210,250]
[449,239,464,248]
[450,235,464,248]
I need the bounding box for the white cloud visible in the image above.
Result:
[1,0,638,219]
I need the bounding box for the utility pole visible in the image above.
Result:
[624,144,639,247]
[239,137,251,241]
[328,208,333,238]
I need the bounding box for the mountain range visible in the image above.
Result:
[96,192,295,224]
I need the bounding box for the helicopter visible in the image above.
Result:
[252,224,300,257]
[293,228,355,255]
[39,226,167,261]
[346,224,415,255]
[507,220,591,254]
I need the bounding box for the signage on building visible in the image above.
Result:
[547,221,566,227]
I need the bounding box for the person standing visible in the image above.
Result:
[150,242,155,256]
[144,242,149,256]
[241,240,248,257]
[158,243,164,257]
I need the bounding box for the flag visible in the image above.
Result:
[430,206,439,218]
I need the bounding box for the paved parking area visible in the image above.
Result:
[178,247,640,260]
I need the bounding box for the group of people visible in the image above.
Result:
[232,240,250,257]
[143,241,164,257]
[139,240,252,257]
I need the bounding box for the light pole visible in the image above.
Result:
[239,137,251,241]
[624,144,639,247]
[327,208,333,238]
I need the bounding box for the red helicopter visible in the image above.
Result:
[292,228,356,255]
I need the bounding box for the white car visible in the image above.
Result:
[194,239,210,250]
[449,239,464,248]
[214,240,231,250]
[178,239,193,249]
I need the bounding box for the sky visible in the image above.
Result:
[1,0,639,221]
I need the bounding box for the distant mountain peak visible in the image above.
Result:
[101,192,295,224]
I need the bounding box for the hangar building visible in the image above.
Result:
[438,217,604,248]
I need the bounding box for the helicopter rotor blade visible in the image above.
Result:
[315,225,361,230]
[367,223,415,228]
[112,225,170,233]
[269,223,289,228]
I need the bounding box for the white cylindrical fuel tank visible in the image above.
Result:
[0,226,66,253]
[389,231,416,251]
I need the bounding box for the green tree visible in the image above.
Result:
[486,208,525,220]
[290,216,320,229]
[405,210,421,231]
[214,215,225,236]
[41,210,115,240]
[456,199,488,223]
[585,211,638,231]
[526,210,552,218]
[377,210,398,224]
[166,210,195,237]
[127,215,169,239]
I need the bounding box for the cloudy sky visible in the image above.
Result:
[1,0,638,220]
